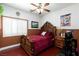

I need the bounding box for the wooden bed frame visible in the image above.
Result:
[20,22,57,55]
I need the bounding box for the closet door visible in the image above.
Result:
[3,17,12,37]
[17,20,23,35]
[3,17,27,37]
[22,20,27,35]
[17,20,27,35]
[11,19,18,36]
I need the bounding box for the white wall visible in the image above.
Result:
[3,4,79,29]
[41,4,79,29]
[3,4,41,29]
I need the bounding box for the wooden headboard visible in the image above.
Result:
[41,21,57,37]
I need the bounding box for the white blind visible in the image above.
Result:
[3,17,27,37]
[11,19,17,35]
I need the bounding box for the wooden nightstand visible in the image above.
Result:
[55,36,64,48]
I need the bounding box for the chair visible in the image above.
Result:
[63,31,77,56]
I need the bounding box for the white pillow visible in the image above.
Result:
[41,32,46,36]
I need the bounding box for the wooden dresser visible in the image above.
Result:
[55,36,64,48]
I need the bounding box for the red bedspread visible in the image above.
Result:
[27,35,53,51]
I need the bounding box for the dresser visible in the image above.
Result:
[55,36,64,48]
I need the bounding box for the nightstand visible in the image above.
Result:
[55,36,64,48]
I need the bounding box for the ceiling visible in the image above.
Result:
[4,3,75,15]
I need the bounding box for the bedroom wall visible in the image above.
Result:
[0,4,41,48]
[3,4,41,29]
[41,4,79,29]
[41,3,79,52]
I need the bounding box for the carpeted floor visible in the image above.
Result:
[0,46,60,56]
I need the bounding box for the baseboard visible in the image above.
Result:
[0,43,20,51]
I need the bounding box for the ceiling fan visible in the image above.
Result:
[31,3,50,14]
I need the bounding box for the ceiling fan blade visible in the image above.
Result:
[39,11,41,14]
[39,3,42,7]
[44,9,50,12]
[44,3,49,7]
[31,3,38,7]
[30,9,36,12]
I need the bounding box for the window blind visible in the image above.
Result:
[3,17,27,37]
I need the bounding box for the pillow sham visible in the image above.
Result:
[45,32,53,36]
[41,31,46,36]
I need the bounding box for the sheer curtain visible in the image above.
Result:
[3,17,27,37]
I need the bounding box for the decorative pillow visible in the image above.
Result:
[45,32,53,37]
[41,32,46,36]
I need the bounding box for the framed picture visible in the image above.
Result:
[31,21,38,28]
[60,13,71,26]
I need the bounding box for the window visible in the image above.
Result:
[3,17,27,37]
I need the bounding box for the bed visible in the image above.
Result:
[20,22,57,55]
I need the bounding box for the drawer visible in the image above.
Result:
[56,43,63,46]
[56,39,63,41]
[55,41,64,48]
[57,45,63,48]
[56,44,63,48]
[56,41,63,44]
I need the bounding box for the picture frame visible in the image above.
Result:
[31,21,38,28]
[60,13,71,26]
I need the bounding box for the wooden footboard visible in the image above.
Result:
[20,35,35,55]
[20,35,54,55]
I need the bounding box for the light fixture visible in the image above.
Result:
[31,3,50,14]
[36,9,40,13]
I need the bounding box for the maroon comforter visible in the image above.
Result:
[27,35,53,51]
